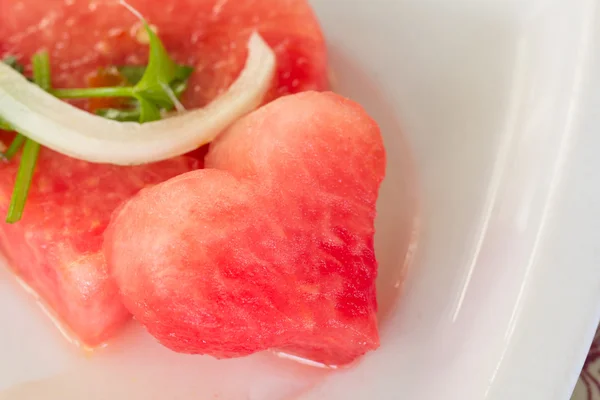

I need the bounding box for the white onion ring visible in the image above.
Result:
[0,32,275,165]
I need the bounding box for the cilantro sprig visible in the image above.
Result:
[3,134,26,160]
[95,65,194,122]
[0,12,194,223]
[49,22,191,122]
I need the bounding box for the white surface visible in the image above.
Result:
[2,0,600,399]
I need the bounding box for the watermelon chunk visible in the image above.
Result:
[0,0,328,108]
[105,92,386,365]
[0,0,327,346]
[0,147,198,346]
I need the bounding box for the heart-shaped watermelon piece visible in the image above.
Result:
[104,91,386,366]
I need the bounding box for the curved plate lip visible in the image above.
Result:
[484,2,600,397]
[301,0,600,399]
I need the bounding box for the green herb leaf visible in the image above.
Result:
[136,96,162,123]
[2,55,25,74]
[50,29,193,115]
[123,64,189,87]
[42,3,194,120]
[132,23,183,109]
[120,64,193,93]
[6,51,50,223]
[171,65,194,98]
[0,118,12,131]
[118,65,146,85]
[174,65,195,81]
[2,134,26,161]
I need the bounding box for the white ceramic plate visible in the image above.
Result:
[2,0,600,399]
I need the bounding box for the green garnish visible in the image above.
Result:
[6,51,49,223]
[118,65,147,84]
[137,96,162,123]
[48,24,193,123]
[32,51,51,90]
[3,134,26,160]
[51,86,135,99]
[6,139,40,223]
[119,63,193,99]
[133,23,184,109]
[49,22,191,115]
[1,6,195,222]
[0,118,12,131]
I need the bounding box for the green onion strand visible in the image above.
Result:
[6,139,40,223]
[5,51,50,223]
[3,134,26,161]
[51,86,135,99]
[0,118,12,131]
[32,51,51,91]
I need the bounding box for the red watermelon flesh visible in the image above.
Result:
[105,92,385,366]
[0,0,328,109]
[0,145,198,346]
[0,0,326,346]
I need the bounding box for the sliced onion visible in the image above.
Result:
[0,33,275,165]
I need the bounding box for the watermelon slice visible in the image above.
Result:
[0,147,198,346]
[0,0,327,346]
[105,92,385,366]
[0,0,328,108]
